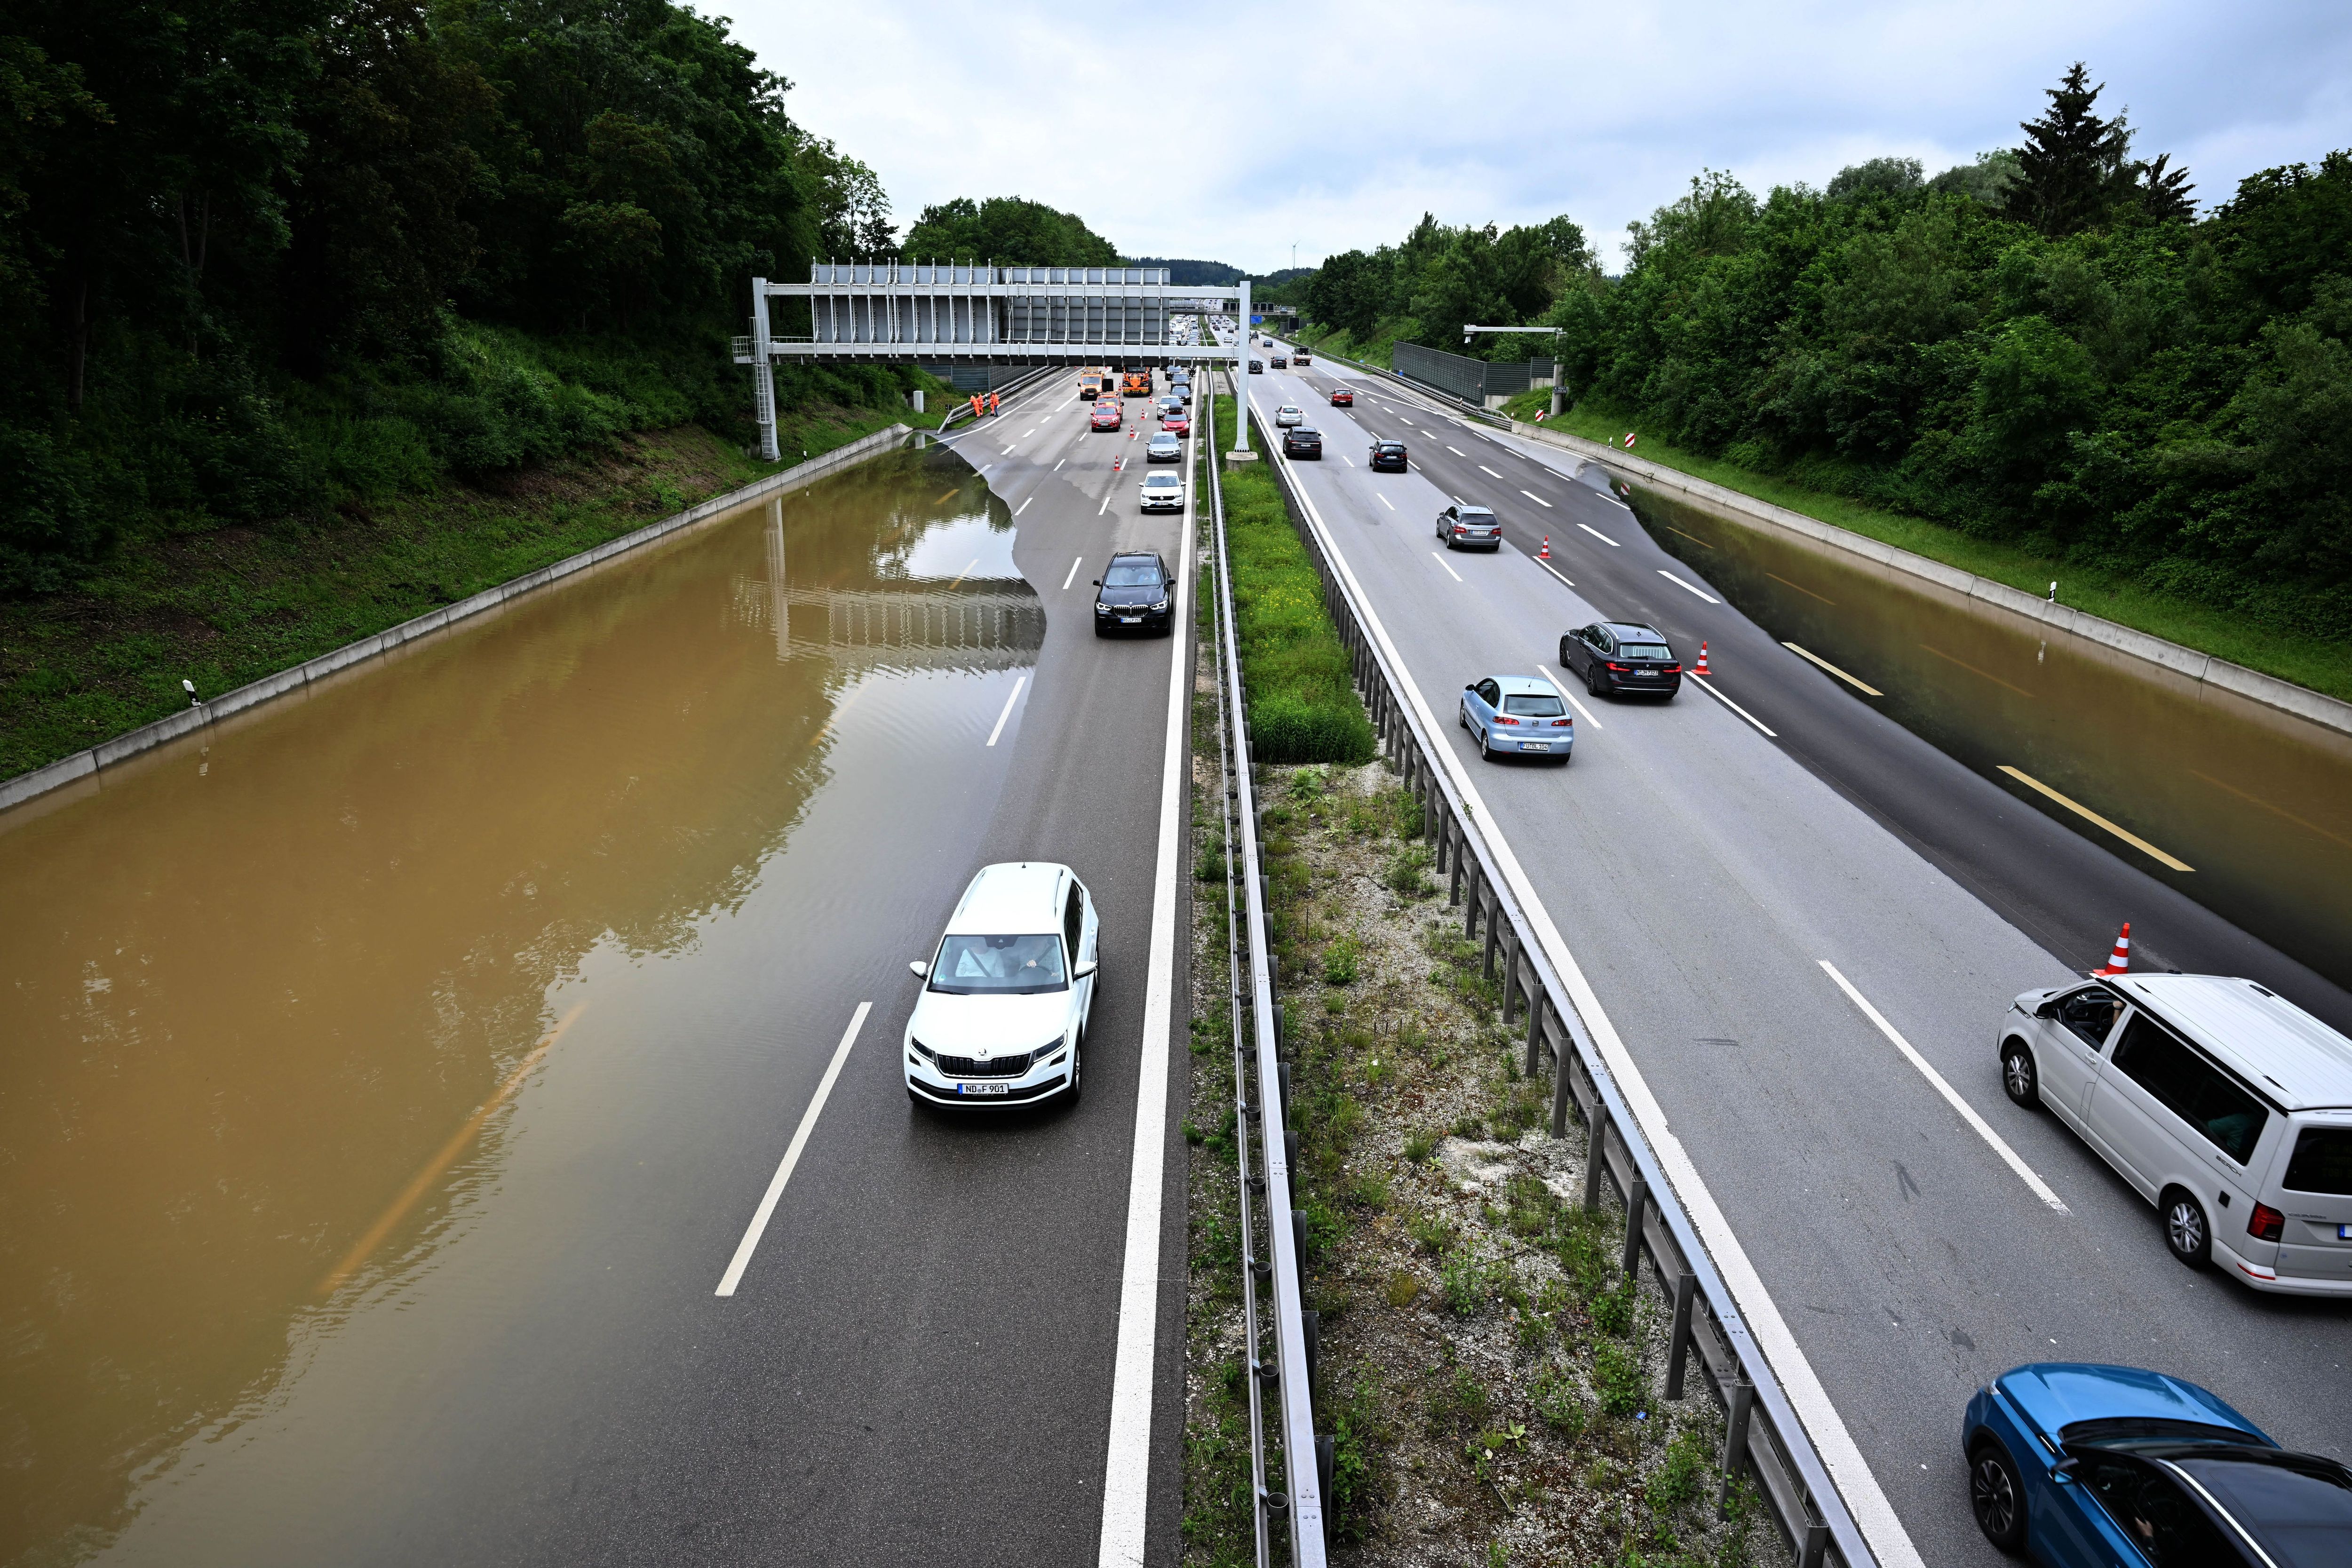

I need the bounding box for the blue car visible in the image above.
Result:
[1458,676,1573,764]
[1963,1362,2352,1565]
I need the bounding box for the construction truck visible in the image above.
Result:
[1078,366,1112,399]
[1120,368,1153,398]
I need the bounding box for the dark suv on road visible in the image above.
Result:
[1283,425,1322,459]
[1094,551,1176,637]
[1560,621,1682,698]
[1369,439,1407,472]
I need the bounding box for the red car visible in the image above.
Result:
[1161,410,1190,435]
[1090,400,1122,431]
[1329,389,1354,406]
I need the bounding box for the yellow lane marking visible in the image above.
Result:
[1665,525,1714,549]
[946,557,980,590]
[1767,571,1835,605]
[320,1002,589,1295]
[810,683,866,748]
[1922,643,2033,699]
[2190,769,2352,851]
[1997,766,2194,872]
[931,489,960,505]
[1781,642,1883,696]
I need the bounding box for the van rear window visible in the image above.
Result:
[2285,1128,2352,1195]
[2110,1012,2268,1165]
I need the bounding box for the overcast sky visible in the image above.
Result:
[730,1,2352,274]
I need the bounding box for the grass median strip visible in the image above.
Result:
[1211,394,1374,765]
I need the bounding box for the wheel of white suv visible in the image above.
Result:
[2164,1188,2211,1267]
[2000,1039,2041,1108]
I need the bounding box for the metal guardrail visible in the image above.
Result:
[1204,387,1330,1567]
[1241,387,1878,1568]
[1284,335,1513,428]
[933,363,1059,431]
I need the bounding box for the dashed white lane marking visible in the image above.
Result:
[986,674,1028,747]
[1577,522,1618,546]
[715,1001,872,1297]
[1783,642,1882,697]
[1521,490,1553,509]
[1016,497,1033,517]
[1430,551,1464,582]
[1023,428,1037,438]
[1688,674,1777,737]
[1479,465,1504,478]
[1657,569,1718,604]
[1446,445,1467,456]
[1376,493,1395,511]
[1053,459,1065,473]
[1535,667,1602,729]
[1061,555,1084,591]
[1819,962,2069,1213]
[1099,488,1113,516]
[1342,454,1355,466]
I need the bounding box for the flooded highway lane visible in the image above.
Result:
[0,444,1041,1565]
[1634,487,2352,989]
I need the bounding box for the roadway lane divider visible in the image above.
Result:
[1577,522,1619,546]
[1817,963,2069,1213]
[1783,643,1883,697]
[1520,490,1553,509]
[1061,556,1083,591]
[715,1001,872,1297]
[1996,766,2196,873]
[1430,551,1464,583]
[1657,570,1719,604]
[1536,668,1603,730]
[985,675,1027,748]
[1248,387,1910,1568]
[1687,673,1778,738]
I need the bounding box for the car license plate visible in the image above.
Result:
[1522,741,1549,752]
[2340,1224,2352,1240]
[957,1082,1010,1096]
[1120,615,1141,624]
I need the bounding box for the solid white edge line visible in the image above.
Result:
[1016,497,1033,517]
[1530,554,1577,590]
[1430,551,1464,582]
[1520,489,1553,508]
[1248,390,1926,1568]
[1376,493,1394,510]
[1818,962,2069,1213]
[1095,403,1193,1568]
[1577,522,1618,546]
[1687,674,1778,737]
[1658,569,1719,604]
[1062,555,1084,592]
[1537,668,1603,729]
[714,1001,873,1297]
[985,674,1028,747]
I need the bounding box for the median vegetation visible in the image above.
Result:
[1210,395,1374,765]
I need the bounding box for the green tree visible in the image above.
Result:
[2008,62,2132,237]
[901,195,1119,266]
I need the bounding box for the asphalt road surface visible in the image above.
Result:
[1244,342,2352,1567]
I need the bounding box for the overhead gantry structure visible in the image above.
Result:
[735,263,1256,460]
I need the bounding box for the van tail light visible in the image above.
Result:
[2248,1202,2285,1242]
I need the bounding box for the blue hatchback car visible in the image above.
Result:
[1458,676,1573,764]
[1964,1362,2352,1565]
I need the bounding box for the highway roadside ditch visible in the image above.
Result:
[1182,414,1784,1568]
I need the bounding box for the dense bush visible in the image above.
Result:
[1215,397,1375,766]
[0,0,923,593]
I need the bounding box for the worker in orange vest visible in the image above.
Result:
[969,394,984,420]
[988,392,1000,416]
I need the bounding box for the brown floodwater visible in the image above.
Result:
[0,442,1040,1565]
[1631,486,2352,987]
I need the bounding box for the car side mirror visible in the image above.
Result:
[2035,998,2064,1019]
[2051,1457,2080,1482]
[909,960,929,978]
[1465,683,1477,691]
[1074,959,1098,979]
[1091,579,1101,587]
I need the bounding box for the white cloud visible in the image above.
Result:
[726,0,2352,271]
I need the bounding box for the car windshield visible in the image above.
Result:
[1503,694,1565,717]
[2173,1452,2352,1568]
[1143,474,1180,488]
[1619,644,1671,661]
[930,934,1066,994]
[1105,562,1162,584]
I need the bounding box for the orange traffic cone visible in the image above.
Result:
[2094,922,2131,976]
[1539,536,1551,559]
[1694,642,1711,678]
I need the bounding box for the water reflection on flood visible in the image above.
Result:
[0,444,1038,1565]
[1630,487,2352,986]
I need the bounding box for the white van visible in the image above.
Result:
[1999,973,2352,1294]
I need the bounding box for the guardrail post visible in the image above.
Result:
[1524,982,1549,1080]
[1665,1271,1698,1399]
[1500,935,1519,1025]
[1448,844,1465,908]
[1719,1382,1755,1518]
[1799,1521,1830,1568]
[1581,1096,1610,1210]
[1480,899,1500,977]
[1621,1178,1648,1278]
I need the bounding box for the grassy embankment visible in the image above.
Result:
[1497,390,2352,704]
[1209,394,1374,764]
[1291,319,1412,369]
[0,389,913,781]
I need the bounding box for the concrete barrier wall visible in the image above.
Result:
[0,423,914,816]
[1501,419,2352,741]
